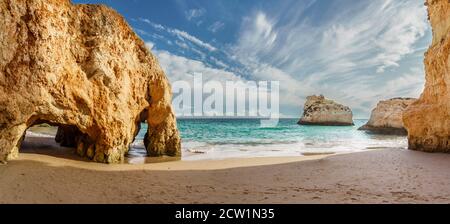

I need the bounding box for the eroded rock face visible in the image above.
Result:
[359,98,416,135]
[0,0,181,163]
[403,0,450,152]
[298,95,354,126]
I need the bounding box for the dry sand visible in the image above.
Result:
[1,136,450,204]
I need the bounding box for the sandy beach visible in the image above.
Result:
[1,136,450,204]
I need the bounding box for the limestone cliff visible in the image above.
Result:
[403,0,450,152]
[0,0,181,163]
[359,98,416,135]
[298,95,354,126]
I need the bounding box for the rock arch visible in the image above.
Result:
[0,0,180,163]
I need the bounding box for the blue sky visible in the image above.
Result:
[73,0,431,118]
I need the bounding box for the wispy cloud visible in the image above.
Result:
[153,49,252,116]
[175,40,189,49]
[210,56,229,69]
[186,8,206,21]
[155,50,241,83]
[134,28,151,37]
[138,18,217,52]
[208,21,225,33]
[145,41,154,50]
[138,18,165,30]
[231,0,429,116]
[170,29,217,51]
[136,0,430,117]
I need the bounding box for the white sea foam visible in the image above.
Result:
[179,137,407,161]
[128,133,407,161]
[25,120,409,162]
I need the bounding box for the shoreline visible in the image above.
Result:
[14,153,330,171]
[3,149,450,204]
[17,136,333,170]
[25,125,407,163]
[2,136,450,203]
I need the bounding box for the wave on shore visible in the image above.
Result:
[25,119,408,162]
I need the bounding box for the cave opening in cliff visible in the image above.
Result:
[126,109,151,162]
[126,123,149,163]
[19,119,87,160]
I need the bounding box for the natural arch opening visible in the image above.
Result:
[125,109,180,164]
[18,112,179,164]
[126,109,149,160]
[126,122,148,162]
[20,119,91,161]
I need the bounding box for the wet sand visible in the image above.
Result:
[1,136,450,203]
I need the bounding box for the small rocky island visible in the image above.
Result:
[298,95,354,126]
[359,98,416,135]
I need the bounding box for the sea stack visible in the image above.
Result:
[0,0,181,163]
[403,0,450,152]
[298,95,354,126]
[359,98,416,135]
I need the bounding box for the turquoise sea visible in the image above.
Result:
[130,118,408,161]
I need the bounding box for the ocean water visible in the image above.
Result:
[130,119,408,161]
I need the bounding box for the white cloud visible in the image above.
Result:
[235,12,277,59]
[231,0,429,116]
[135,28,151,37]
[190,47,207,59]
[138,18,166,30]
[138,18,217,52]
[186,8,206,21]
[210,56,229,69]
[208,21,225,33]
[155,50,240,83]
[196,20,204,27]
[169,29,217,52]
[137,0,430,117]
[145,41,154,50]
[175,40,189,49]
[154,50,263,116]
[335,67,425,114]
